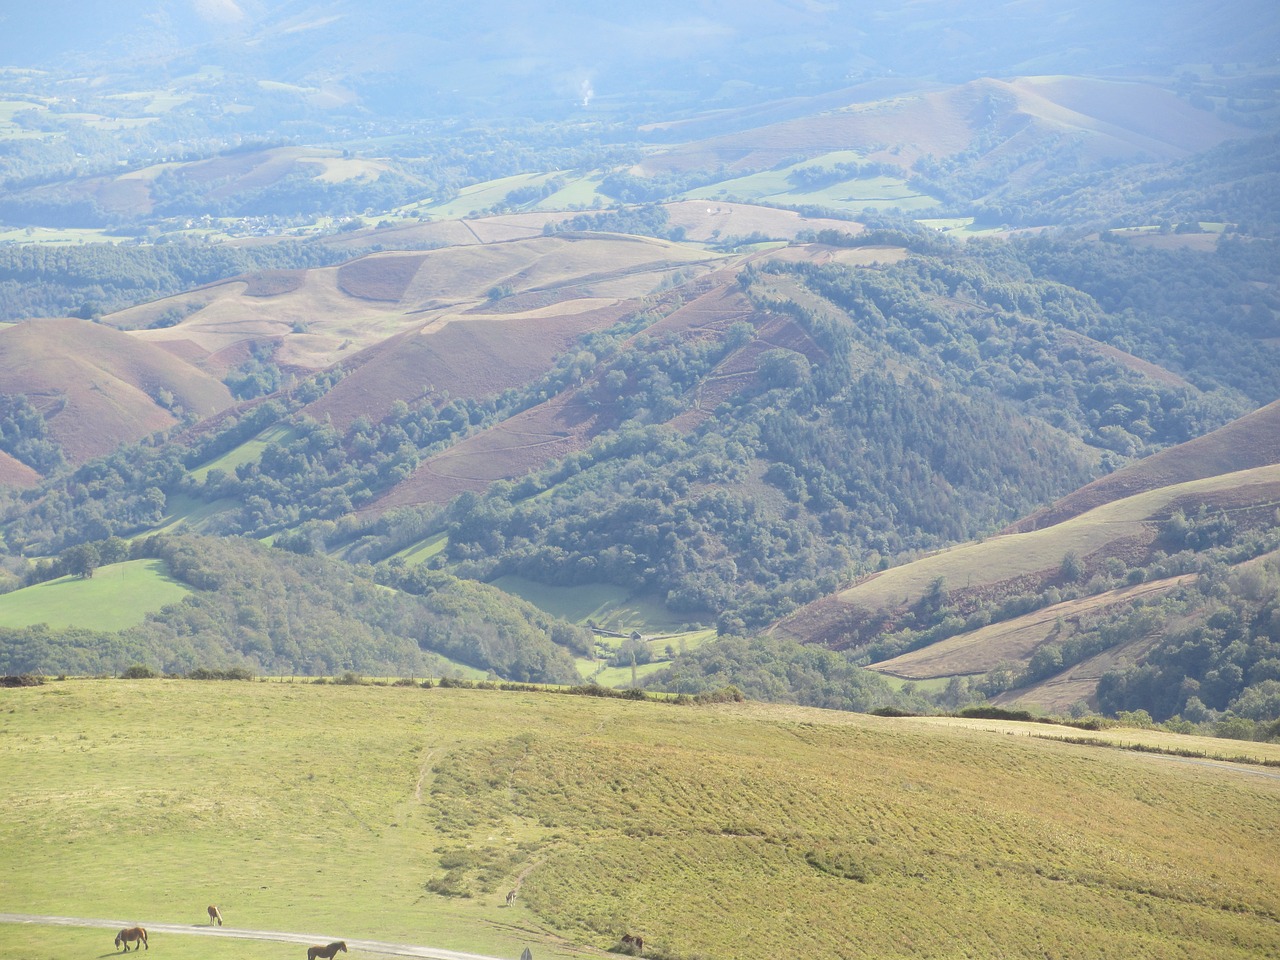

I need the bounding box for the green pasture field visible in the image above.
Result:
[3,680,1279,960]
[417,173,559,220]
[150,493,243,536]
[576,628,715,684]
[0,559,189,631]
[0,226,118,244]
[488,575,689,633]
[877,674,954,694]
[0,925,266,960]
[391,532,449,566]
[683,152,936,214]
[576,659,667,685]
[536,174,607,210]
[188,425,300,483]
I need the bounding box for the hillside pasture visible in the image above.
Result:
[994,635,1166,716]
[121,234,722,380]
[3,681,1279,960]
[489,575,686,633]
[188,424,299,482]
[662,199,869,243]
[640,76,1247,188]
[684,164,932,214]
[835,463,1280,614]
[416,172,570,220]
[0,559,189,632]
[869,574,1197,680]
[897,712,1280,766]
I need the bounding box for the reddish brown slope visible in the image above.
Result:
[302,302,637,434]
[0,318,234,466]
[360,275,825,514]
[0,450,40,488]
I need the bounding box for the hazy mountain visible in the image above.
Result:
[3,1,1277,121]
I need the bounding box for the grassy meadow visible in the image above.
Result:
[0,560,189,631]
[3,680,1279,960]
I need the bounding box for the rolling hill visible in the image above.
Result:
[0,317,233,467]
[0,3,1278,742]
[768,404,1280,714]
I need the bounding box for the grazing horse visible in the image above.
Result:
[208,905,223,926]
[115,927,148,952]
[307,942,347,960]
[505,889,517,905]
[621,933,644,953]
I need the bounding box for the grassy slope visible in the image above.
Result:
[0,559,190,631]
[868,574,1197,680]
[3,681,1279,960]
[777,462,1280,633]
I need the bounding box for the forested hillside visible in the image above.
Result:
[0,3,1278,741]
[0,532,587,680]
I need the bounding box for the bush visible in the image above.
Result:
[958,705,1035,722]
[121,664,159,679]
[0,674,44,687]
[186,667,255,681]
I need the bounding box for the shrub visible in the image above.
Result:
[186,667,255,681]
[0,674,44,687]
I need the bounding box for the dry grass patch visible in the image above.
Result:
[870,575,1196,680]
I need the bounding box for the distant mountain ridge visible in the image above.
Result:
[4,1,1278,120]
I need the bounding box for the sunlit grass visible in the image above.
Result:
[0,560,189,631]
[188,425,300,481]
[3,681,1276,960]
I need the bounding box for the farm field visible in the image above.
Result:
[3,680,1279,960]
[487,575,686,633]
[0,559,189,632]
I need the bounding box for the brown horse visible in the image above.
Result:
[208,905,223,926]
[307,942,347,960]
[115,927,148,952]
[621,933,644,953]
[505,889,517,905]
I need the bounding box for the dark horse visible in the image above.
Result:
[115,927,148,952]
[307,942,347,960]
[621,933,644,953]
[208,905,223,926]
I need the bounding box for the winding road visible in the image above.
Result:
[0,914,516,960]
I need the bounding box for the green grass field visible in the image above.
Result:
[3,680,1278,960]
[0,560,189,631]
[392,532,449,565]
[188,425,300,483]
[683,152,936,214]
[489,576,689,633]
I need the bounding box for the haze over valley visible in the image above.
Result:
[2,5,1280,958]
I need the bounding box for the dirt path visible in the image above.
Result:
[0,914,512,960]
